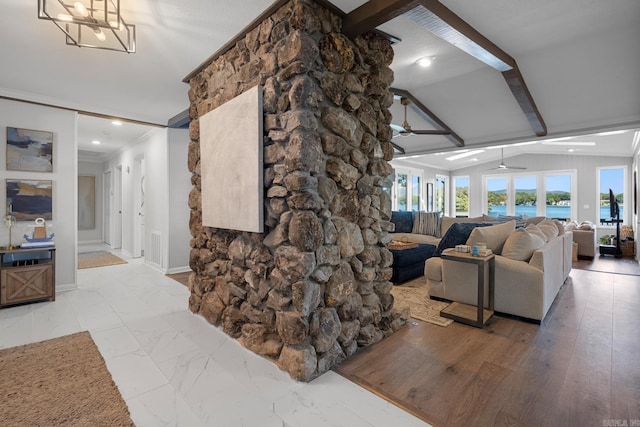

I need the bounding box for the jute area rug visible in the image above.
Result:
[0,331,134,426]
[391,277,453,327]
[78,251,127,269]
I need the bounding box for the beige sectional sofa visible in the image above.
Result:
[392,215,487,246]
[425,219,572,322]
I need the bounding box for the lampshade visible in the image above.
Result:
[38,0,136,53]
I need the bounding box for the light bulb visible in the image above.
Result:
[74,2,89,17]
[57,13,73,22]
[416,57,434,67]
[92,140,101,145]
[93,28,106,41]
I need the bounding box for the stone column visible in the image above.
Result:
[186,0,403,382]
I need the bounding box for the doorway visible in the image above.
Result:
[133,156,145,258]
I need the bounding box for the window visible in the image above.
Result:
[434,175,447,215]
[486,177,507,217]
[391,167,424,212]
[484,170,576,219]
[411,175,421,211]
[598,166,625,224]
[453,176,469,217]
[514,176,536,217]
[545,174,572,220]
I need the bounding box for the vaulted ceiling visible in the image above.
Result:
[2,0,639,165]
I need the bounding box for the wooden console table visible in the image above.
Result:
[0,247,55,308]
[440,248,495,328]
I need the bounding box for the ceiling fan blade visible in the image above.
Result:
[390,123,406,133]
[411,129,452,135]
[506,165,527,169]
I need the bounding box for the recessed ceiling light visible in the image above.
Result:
[541,141,595,146]
[596,130,626,136]
[470,158,479,162]
[92,140,101,145]
[111,120,122,126]
[446,149,485,161]
[416,57,435,67]
[567,148,575,152]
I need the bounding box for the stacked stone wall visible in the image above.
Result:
[187,0,403,381]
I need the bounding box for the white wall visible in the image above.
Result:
[103,127,189,272]
[78,160,104,243]
[167,128,191,272]
[0,99,77,290]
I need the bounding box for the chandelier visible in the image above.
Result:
[38,0,136,53]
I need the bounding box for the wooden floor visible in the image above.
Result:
[334,268,640,427]
[166,271,190,287]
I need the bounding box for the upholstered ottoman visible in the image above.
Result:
[390,244,436,284]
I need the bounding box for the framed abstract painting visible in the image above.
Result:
[6,127,53,172]
[6,179,53,221]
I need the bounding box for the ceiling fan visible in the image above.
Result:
[487,148,527,170]
[392,97,451,138]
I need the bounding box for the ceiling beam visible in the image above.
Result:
[391,87,465,147]
[343,0,547,138]
[342,0,422,38]
[502,65,547,136]
[391,141,406,154]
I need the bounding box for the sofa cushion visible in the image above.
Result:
[391,211,413,233]
[434,222,490,256]
[540,218,564,235]
[412,211,441,236]
[440,215,485,236]
[537,220,559,241]
[466,220,516,255]
[524,215,547,226]
[526,224,547,242]
[502,228,546,261]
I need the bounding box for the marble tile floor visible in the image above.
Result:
[0,247,430,427]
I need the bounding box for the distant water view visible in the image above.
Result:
[487,205,623,220]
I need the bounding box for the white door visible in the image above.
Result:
[133,157,145,258]
[103,170,112,245]
[114,165,123,249]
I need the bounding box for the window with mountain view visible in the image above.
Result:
[545,174,572,220]
[486,177,508,217]
[515,176,536,216]
[454,176,469,217]
[598,167,625,223]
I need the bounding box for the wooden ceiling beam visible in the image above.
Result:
[390,87,465,147]
[342,0,547,138]
[342,0,422,38]
[502,65,548,136]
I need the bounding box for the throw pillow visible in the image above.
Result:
[502,228,546,261]
[434,222,491,256]
[466,220,516,255]
[540,218,564,236]
[412,211,441,237]
[440,216,485,236]
[538,219,559,240]
[524,216,546,226]
[391,211,413,233]
[526,223,547,243]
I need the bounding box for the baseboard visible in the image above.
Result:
[78,240,103,245]
[56,283,79,293]
[166,266,191,274]
[144,260,167,274]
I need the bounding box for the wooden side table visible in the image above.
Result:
[440,248,495,328]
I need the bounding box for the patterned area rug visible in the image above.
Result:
[78,251,127,269]
[391,277,453,327]
[0,332,134,426]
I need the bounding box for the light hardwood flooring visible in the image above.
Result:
[334,267,640,427]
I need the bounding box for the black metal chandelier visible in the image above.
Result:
[38,0,136,53]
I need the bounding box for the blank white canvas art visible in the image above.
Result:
[199,85,264,233]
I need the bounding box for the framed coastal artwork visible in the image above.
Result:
[6,127,53,172]
[78,175,96,230]
[6,179,53,221]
